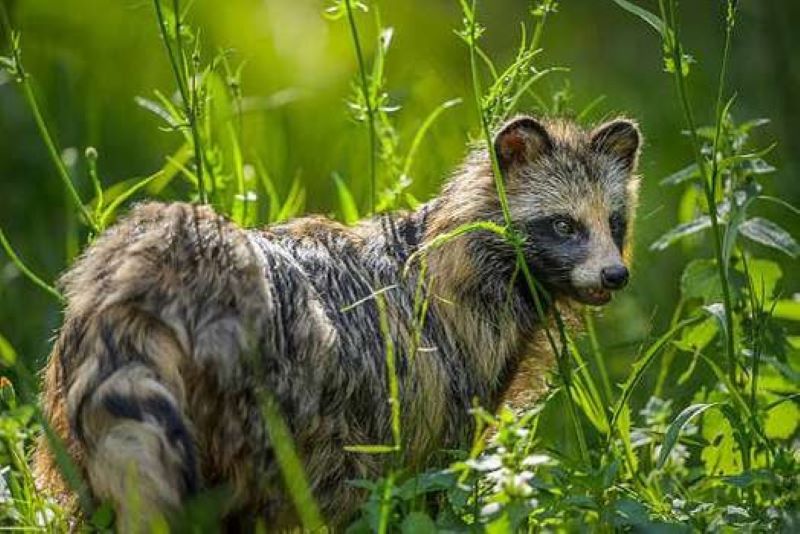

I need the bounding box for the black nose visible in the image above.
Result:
[601,265,629,290]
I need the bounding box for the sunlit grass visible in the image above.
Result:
[0,0,798,531]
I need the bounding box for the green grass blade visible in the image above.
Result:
[400,98,462,184]
[259,393,325,530]
[657,402,718,468]
[333,172,360,224]
[99,172,162,228]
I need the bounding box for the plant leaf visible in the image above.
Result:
[661,163,700,186]
[674,316,718,353]
[772,300,800,322]
[650,217,711,251]
[680,259,744,302]
[401,512,437,534]
[740,217,800,258]
[0,332,17,367]
[610,0,669,38]
[703,302,729,343]
[658,403,717,468]
[99,172,161,228]
[681,259,721,301]
[736,258,782,301]
[333,173,360,224]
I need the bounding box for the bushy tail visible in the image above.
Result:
[35,202,274,529]
[40,305,197,530]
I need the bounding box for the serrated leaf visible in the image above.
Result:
[764,398,799,439]
[701,400,741,476]
[674,316,718,352]
[658,403,717,468]
[680,260,743,302]
[681,260,720,300]
[614,498,651,527]
[740,217,800,258]
[736,258,782,300]
[651,217,711,251]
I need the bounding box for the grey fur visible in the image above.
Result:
[35,115,641,529]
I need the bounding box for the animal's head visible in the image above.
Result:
[494,115,642,306]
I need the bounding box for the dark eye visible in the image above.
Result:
[553,218,576,237]
[609,212,626,233]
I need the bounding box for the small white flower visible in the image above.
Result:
[522,454,552,467]
[466,454,502,472]
[504,472,534,497]
[480,502,502,517]
[35,507,55,527]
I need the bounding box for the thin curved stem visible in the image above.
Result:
[344,0,377,214]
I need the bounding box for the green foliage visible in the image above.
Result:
[0,0,798,531]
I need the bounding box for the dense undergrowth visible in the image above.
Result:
[1,0,798,531]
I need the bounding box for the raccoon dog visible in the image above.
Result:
[35,115,641,528]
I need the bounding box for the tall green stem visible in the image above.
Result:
[19,81,96,231]
[660,0,736,384]
[463,0,589,465]
[585,309,613,402]
[344,0,377,214]
[153,0,208,204]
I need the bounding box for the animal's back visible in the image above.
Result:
[34,202,448,527]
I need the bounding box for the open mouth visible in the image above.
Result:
[574,287,612,306]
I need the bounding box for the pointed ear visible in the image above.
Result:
[494,116,553,172]
[590,119,641,172]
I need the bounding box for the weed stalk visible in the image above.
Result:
[659,0,737,385]
[344,0,377,213]
[153,0,209,203]
[461,0,589,466]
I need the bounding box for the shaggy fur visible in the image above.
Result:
[34,115,641,529]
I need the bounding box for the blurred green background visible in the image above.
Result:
[0,0,798,400]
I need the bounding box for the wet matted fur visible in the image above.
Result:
[34,115,642,528]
